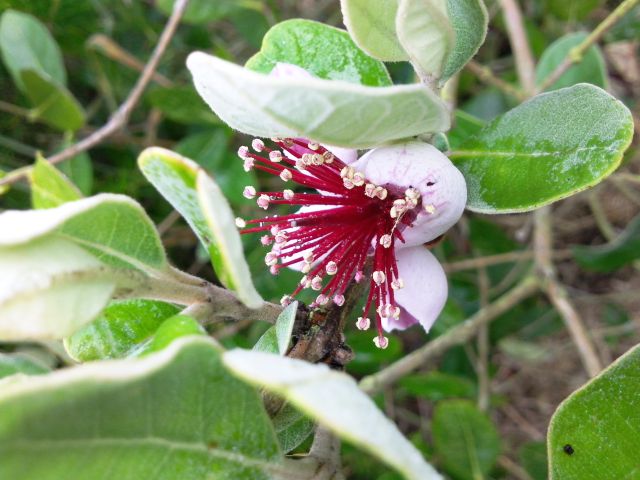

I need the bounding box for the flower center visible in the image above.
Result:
[236,138,430,348]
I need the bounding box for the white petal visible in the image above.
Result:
[354,141,467,247]
[382,246,447,333]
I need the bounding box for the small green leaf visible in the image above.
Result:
[519,441,547,480]
[246,19,392,87]
[399,372,476,402]
[0,170,7,196]
[56,149,93,196]
[0,338,284,479]
[0,353,50,379]
[432,399,501,480]
[441,0,488,82]
[64,299,180,362]
[223,350,442,480]
[450,84,634,213]
[445,111,485,149]
[396,0,454,80]
[29,155,82,209]
[253,301,298,355]
[0,194,168,273]
[138,147,262,308]
[0,9,66,90]
[187,52,450,148]
[20,69,85,132]
[536,32,607,91]
[340,0,407,61]
[0,236,116,340]
[139,315,206,356]
[156,0,239,24]
[147,85,220,125]
[573,214,640,272]
[273,403,315,454]
[549,344,640,479]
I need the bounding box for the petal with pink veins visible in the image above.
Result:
[382,246,447,333]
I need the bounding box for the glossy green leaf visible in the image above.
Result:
[535,32,607,91]
[147,85,220,125]
[224,349,443,480]
[272,404,315,454]
[450,84,634,213]
[519,442,547,480]
[573,214,640,272]
[246,19,392,87]
[138,147,262,308]
[432,400,501,480]
[0,9,66,90]
[549,344,640,479]
[64,299,180,362]
[0,353,50,379]
[399,372,476,402]
[173,130,255,204]
[21,69,85,132]
[441,0,488,82]
[0,194,168,274]
[140,315,206,356]
[29,155,82,209]
[0,338,285,479]
[156,0,239,24]
[396,0,453,80]
[187,52,450,148]
[0,236,116,340]
[253,301,297,355]
[340,0,407,61]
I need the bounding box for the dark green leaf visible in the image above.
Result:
[246,19,391,87]
[56,149,93,196]
[0,353,50,379]
[447,110,485,149]
[519,441,547,480]
[64,299,180,362]
[156,0,239,24]
[272,404,314,454]
[147,85,220,125]
[451,84,633,213]
[535,32,607,91]
[572,215,640,272]
[549,343,640,479]
[432,400,501,480]
[399,372,476,401]
[253,301,298,355]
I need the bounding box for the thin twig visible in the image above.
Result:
[443,249,572,273]
[0,0,190,188]
[465,60,527,101]
[477,267,491,412]
[359,276,540,394]
[499,0,536,94]
[538,0,640,92]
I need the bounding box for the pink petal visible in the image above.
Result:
[381,246,447,333]
[353,141,467,247]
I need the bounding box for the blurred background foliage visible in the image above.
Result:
[0,1,639,478]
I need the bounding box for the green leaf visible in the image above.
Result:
[549,343,640,479]
[64,299,180,362]
[156,0,239,24]
[253,301,298,355]
[56,149,93,195]
[173,130,255,205]
[447,110,484,149]
[147,85,220,125]
[273,403,315,454]
[535,32,607,91]
[544,0,604,21]
[20,69,85,132]
[0,9,66,90]
[0,338,284,479]
[0,353,50,379]
[573,214,640,272]
[440,0,488,82]
[518,441,547,480]
[0,170,7,196]
[246,19,392,87]
[140,315,206,356]
[0,236,116,340]
[432,399,501,480]
[340,0,407,61]
[450,84,634,213]
[29,155,82,209]
[138,147,262,308]
[187,52,450,148]
[0,194,168,273]
[223,349,443,480]
[399,372,476,402]
[396,0,454,80]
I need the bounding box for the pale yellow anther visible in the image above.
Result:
[372,270,386,285]
[424,204,436,214]
[323,151,334,164]
[380,234,392,248]
[308,142,319,150]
